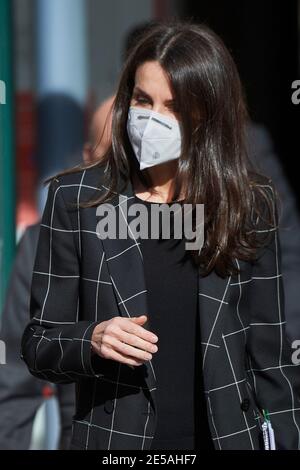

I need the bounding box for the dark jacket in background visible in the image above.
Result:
[246,123,300,341]
[0,224,75,450]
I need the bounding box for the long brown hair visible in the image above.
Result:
[46,20,279,277]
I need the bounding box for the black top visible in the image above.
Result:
[134,195,213,450]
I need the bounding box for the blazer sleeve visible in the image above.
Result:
[246,182,300,450]
[21,178,103,384]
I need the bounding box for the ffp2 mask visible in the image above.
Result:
[126,106,182,170]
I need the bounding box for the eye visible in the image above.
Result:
[133,95,150,105]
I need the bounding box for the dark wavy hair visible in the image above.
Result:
[47,20,278,277]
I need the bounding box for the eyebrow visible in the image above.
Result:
[133,86,175,105]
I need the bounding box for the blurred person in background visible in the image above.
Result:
[0,104,108,450]
[21,21,300,450]
[245,123,300,341]
[0,223,75,450]
[83,22,154,162]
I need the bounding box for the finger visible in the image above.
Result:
[99,344,145,367]
[130,315,148,323]
[102,335,153,361]
[122,320,158,343]
[119,331,158,354]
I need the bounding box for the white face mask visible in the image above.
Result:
[126,106,182,170]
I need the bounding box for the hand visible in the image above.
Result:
[91,315,158,367]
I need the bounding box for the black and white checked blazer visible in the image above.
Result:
[21,164,300,450]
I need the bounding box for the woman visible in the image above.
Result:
[21,21,300,450]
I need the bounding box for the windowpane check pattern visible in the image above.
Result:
[21,165,300,450]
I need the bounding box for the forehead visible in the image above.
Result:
[133,61,174,100]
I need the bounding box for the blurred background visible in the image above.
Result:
[0,0,299,450]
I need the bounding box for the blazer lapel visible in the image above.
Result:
[99,176,157,392]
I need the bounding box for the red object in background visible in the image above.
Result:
[42,384,55,399]
[16,92,39,233]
